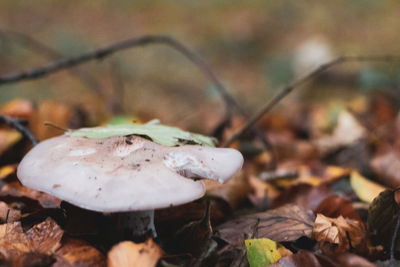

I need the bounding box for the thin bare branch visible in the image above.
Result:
[0,29,103,96]
[223,55,400,147]
[0,115,38,146]
[0,34,272,149]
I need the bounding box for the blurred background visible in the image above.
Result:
[1,0,400,132]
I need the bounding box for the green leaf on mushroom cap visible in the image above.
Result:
[67,120,217,147]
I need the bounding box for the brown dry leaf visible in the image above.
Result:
[314,110,366,154]
[107,239,162,267]
[55,238,106,267]
[27,217,64,254]
[370,150,400,188]
[216,204,315,248]
[1,180,61,208]
[272,183,332,211]
[0,201,21,223]
[0,217,63,262]
[29,100,73,141]
[312,214,366,253]
[0,99,34,118]
[0,221,31,258]
[205,170,251,211]
[315,195,362,222]
[368,189,400,251]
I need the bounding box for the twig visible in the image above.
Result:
[0,115,38,145]
[223,55,400,147]
[0,29,103,97]
[0,34,273,150]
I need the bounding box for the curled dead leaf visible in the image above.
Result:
[0,217,63,263]
[312,214,366,253]
[108,239,162,267]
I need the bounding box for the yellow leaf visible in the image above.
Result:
[245,238,292,267]
[350,171,387,203]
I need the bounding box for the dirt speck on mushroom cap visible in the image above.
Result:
[17,135,243,212]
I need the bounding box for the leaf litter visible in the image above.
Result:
[1,76,400,266]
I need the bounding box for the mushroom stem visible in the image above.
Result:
[117,210,157,240]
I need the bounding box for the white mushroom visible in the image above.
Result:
[17,134,243,238]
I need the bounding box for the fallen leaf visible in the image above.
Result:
[1,180,61,208]
[269,250,324,267]
[314,110,366,154]
[315,195,362,222]
[26,217,64,254]
[205,170,251,211]
[55,237,106,267]
[107,239,162,267]
[350,171,387,203]
[0,217,63,262]
[0,99,34,118]
[69,120,216,147]
[370,150,400,188]
[30,100,74,141]
[216,205,315,248]
[0,201,21,223]
[368,189,400,250]
[245,238,292,267]
[272,183,332,210]
[312,214,366,253]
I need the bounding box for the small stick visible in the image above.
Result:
[223,55,400,147]
[0,33,272,152]
[0,115,38,146]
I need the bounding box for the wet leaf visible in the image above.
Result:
[312,214,366,253]
[69,121,216,147]
[216,205,315,248]
[368,189,400,250]
[350,171,387,203]
[107,239,162,267]
[245,238,292,267]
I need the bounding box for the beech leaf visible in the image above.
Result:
[216,205,315,248]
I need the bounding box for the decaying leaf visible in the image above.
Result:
[0,201,21,223]
[368,189,400,250]
[370,150,400,188]
[1,180,61,208]
[350,171,387,203]
[69,121,217,147]
[0,217,63,261]
[245,238,292,267]
[314,110,366,154]
[315,195,362,221]
[312,213,366,252]
[107,239,162,267]
[55,237,106,267]
[216,205,315,248]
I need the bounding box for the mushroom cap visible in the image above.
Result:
[17,135,243,212]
